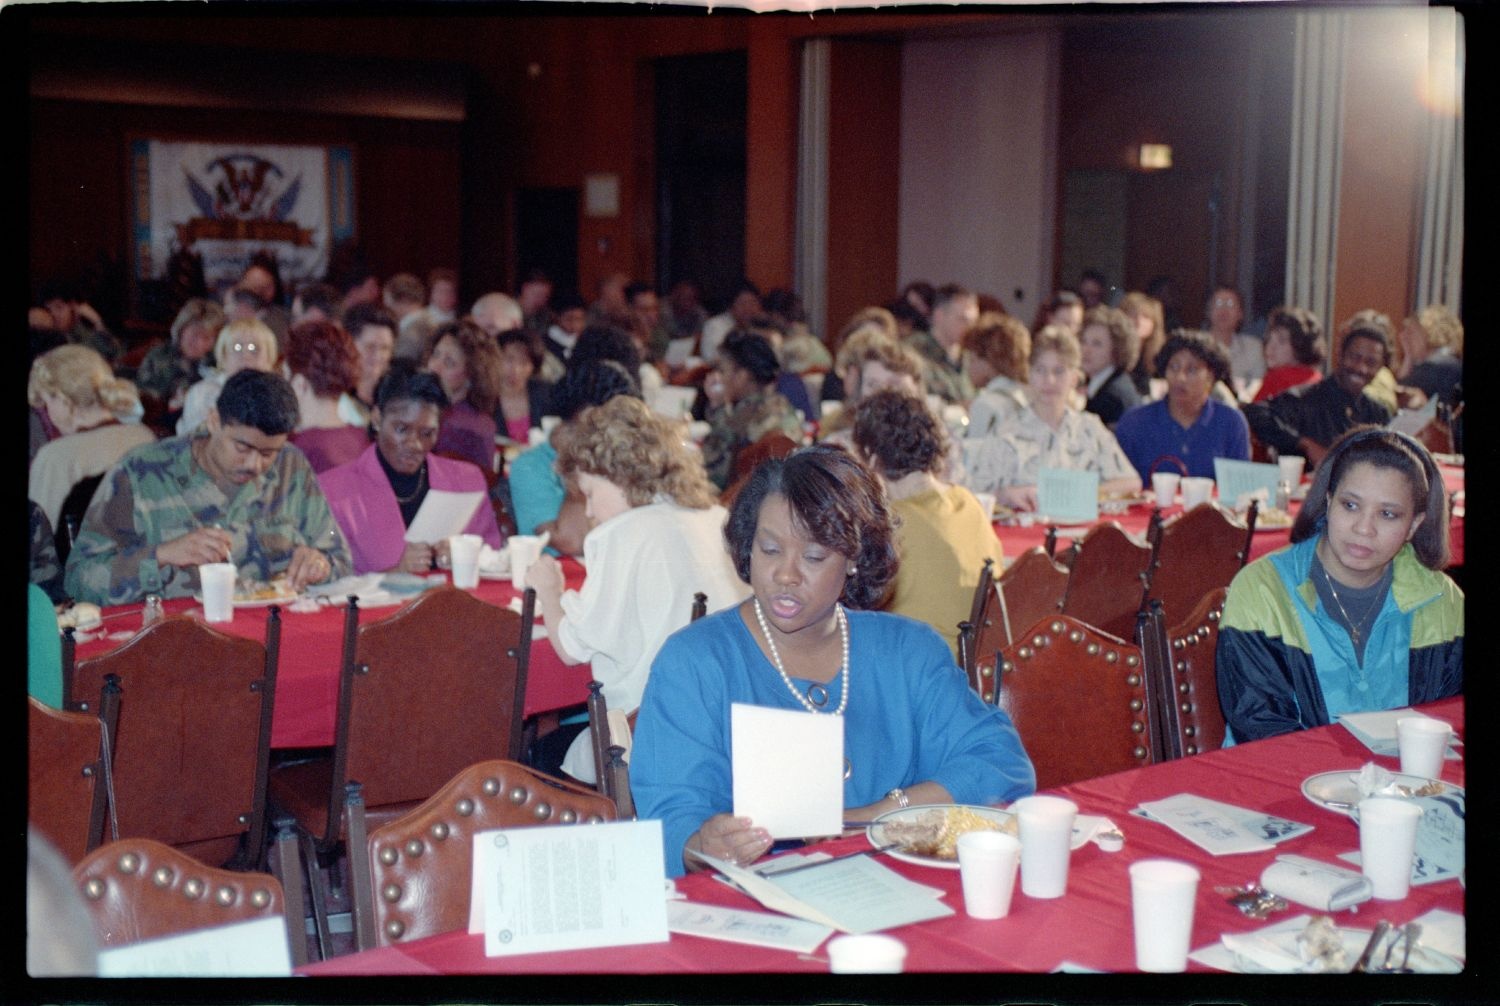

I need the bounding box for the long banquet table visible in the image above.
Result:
[991,461,1464,568]
[69,559,595,749]
[299,696,1464,975]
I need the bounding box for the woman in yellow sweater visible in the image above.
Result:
[852,389,1003,660]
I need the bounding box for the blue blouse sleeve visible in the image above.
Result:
[508,444,563,537]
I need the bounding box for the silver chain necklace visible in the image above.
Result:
[752,597,849,716]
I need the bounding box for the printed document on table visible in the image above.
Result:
[732,703,843,840]
[1036,467,1099,523]
[687,848,951,934]
[405,489,483,543]
[1337,707,1461,758]
[1134,793,1283,855]
[468,819,669,956]
[96,916,292,976]
[666,900,832,953]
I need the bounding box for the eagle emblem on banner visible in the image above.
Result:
[177,153,314,246]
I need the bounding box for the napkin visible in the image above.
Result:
[1337,708,1461,759]
[1260,854,1372,911]
[1410,907,1464,961]
[478,543,509,577]
[1192,914,1344,973]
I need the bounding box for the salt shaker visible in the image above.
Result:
[142,594,164,628]
[1275,479,1291,512]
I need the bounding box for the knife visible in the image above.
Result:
[1353,920,1392,972]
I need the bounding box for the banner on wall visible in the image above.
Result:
[130,140,355,294]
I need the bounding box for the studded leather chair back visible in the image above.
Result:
[350,760,616,949]
[996,615,1156,790]
[963,549,1071,702]
[1144,588,1229,758]
[1059,521,1153,640]
[1143,502,1253,628]
[29,696,111,864]
[73,838,289,950]
[68,613,280,868]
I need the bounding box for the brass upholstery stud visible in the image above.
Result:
[483,778,501,796]
[1017,646,1033,659]
[1133,746,1147,759]
[1001,660,1013,673]
[533,802,553,820]
[430,822,449,841]
[118,852,140,874]
[1086,643,1100,656]
[1131,721,1144,733]
[1129,698,1143,711]
[379,846,400,865]
[152,866,174,887]
[1051,620,1065,633]
[1185,726,1197,737]
[404,838,425,857]
[249,889,270,909]
[1125,655,1139,667]
[1209,609,1221,621]
[386,919,406,939]
[455,798,475,817]
[1179,681,1190,693]
[1180,701,1194,714]
[382,883,403,903]
[1105,651,1118,663]
[1173,639,1185,650]
[508,786,528,804]
[560,809,578,824]
[183,878,205,899]
[1068,629,1084,643]
[980,666,993,678]
[215,886,236,906]
[1125,673,1140,687]
[587,814,605,824]
[1032,634,1046,648]
[83,878,105,900]
[1186,744,1199,755]
[1175,660,1187,672]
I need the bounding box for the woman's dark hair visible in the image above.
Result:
[723,443,898,610]
[1154,329,1233,387]
[283,319,359,398]
[1267,306,1326,367]
[720,331,780,387]
[568,325,642,378]
[1290,426,1450,569]
[497,328,543,370]
[425,319,503,413]
[851,390,948,481]
[550,359,641,421]
[374,359,448,412]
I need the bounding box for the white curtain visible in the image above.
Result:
[1413,8,1465,312]
[795,38,831,341]
[1284,10,1346,343]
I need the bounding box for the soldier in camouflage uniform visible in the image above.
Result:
[904,283,978,406]
[700,331,804,490]
[65,370,351,607]
[30,500,68,604]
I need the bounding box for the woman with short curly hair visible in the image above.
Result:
[284,319,367,473]
[526,395,748,784]
[852,390,1003,659]
[632,443,1035,876]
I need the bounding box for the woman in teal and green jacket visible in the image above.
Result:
[1216,428,1462,744]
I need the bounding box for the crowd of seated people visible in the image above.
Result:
[28,256,1463,894]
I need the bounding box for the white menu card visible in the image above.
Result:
[731,703,843,840]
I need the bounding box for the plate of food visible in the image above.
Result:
[867,804,1016,869]
[1300,769,1460,816]
[196,576,300,608]
[1221,916,1461,974]
[1253,505,1295,531]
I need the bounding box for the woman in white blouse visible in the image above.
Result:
[527,395,749,784]
[966,326,1141,511]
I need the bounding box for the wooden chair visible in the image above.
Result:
[73,836,304,967]
[994,615,1158,790]
[1059,521,1152,640]
[268,586,533,957]
[721,430,799,508]
[1139,589,1230,759]
[66,612,281,871]
[1141,500,1254,628]
[957,552,1068,703]
[344,761,616,951]
[29,683,120,864]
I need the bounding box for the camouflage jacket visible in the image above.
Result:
[30,500,68,604]
[701,388,804,490]
[905,328,975,405]
[133,342,206,404]
[63,430,352,606]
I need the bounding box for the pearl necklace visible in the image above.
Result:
[752,597,849,716]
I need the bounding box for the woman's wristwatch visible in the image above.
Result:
[885,787,910,810]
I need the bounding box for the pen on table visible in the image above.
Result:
[756,842,901,877]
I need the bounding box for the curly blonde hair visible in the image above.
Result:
[28,344,141,417]
[554,395,718,509]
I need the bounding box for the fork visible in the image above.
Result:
[1382,922,1421,972]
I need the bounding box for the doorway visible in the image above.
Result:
[514,187,580,301]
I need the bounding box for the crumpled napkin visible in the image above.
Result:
[478,543,509,577]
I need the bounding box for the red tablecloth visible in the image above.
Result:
[993,463,1464,568]
[299,696,1464,974]
[70,561,595,749]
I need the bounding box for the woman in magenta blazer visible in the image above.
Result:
[319,362,502,574]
